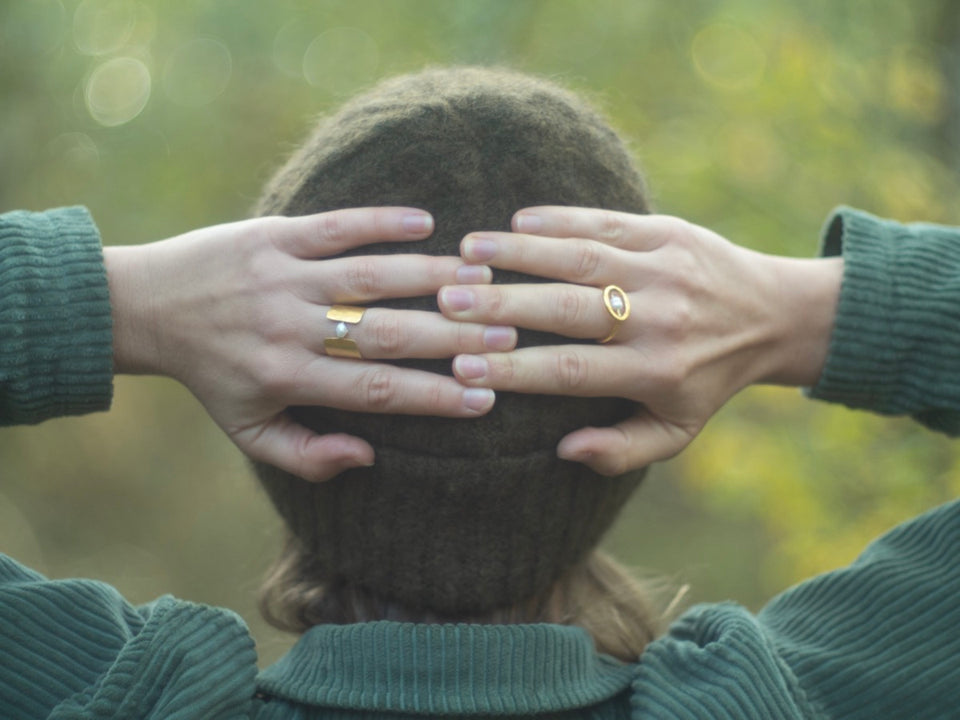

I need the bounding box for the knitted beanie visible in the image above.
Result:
[253,67,650,617]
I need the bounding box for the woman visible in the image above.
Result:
[2,67,959,718]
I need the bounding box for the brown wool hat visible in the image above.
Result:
[254,67,650,617]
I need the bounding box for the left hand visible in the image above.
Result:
[438,206,841,475]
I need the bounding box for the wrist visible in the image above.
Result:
[104,244,162,375]
[761,254,844,387]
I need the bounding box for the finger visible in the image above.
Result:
[235,415,375,482]
[279,361,497,417]
[512,206,685,252]
[320,308,517,359]
[314,255,491,304]
[439,283,622,340]
[270,207,435,258]
[461,232,630,287]
[452,345,636,396]
[557,413,695,476]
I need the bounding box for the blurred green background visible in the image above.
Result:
[3,0,960,666]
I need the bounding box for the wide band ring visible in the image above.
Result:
[324,305,366,359]
[598,285,630,344]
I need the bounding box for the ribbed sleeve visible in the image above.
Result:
[760,498,960,719]
[0,555,257,719]
[809,206,960,435]
[631,605,818,719]
[0,206,113,425]
[630,499,960,719]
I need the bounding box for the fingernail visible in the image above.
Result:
[514,213,542,233]
[456,264,492,284]
[463,388,495,413]
[455,354,488,380]
[440,287,475,312]
[558,446,589,463]
[402,213,433,234]
[483,326,516,351]
[345,452,375,469]
[462,236,497,262]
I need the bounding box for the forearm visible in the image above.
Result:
[0,207,113,425]
[808,207,960,435]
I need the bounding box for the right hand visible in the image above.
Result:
[105,207,515,481]
[439,207,843,475]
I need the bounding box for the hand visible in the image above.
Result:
[438,207,842,475]
[104,207,515,481]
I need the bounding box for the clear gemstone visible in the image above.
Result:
[336,321,348,338]
[610,294,624,312]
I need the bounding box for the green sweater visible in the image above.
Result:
[2,206,959,719]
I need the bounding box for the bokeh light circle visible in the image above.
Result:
[73,0,137,56]
[163,37,233,107]
[302,27,379,94]
[47,132,100,171]
[272,20,317,78]
[85,56,152,127]
[692,23,766,91]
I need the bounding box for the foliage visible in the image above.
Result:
[2,0,959,664]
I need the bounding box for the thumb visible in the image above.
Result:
[233,414,375,482]
[557,412,695,475]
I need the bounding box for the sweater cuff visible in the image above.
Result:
[0,206,114,425]
[808,206,960,435]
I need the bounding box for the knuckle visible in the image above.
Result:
[672,298,694,332]
[555,349,589,391]
[455,321,474,351]
[571,241,603,281]
[651,357,686,390]
[482,287,506,318]
[261,318,290,345]
[597,210,626,245]
[255,217,286,253]
[362,369,399,411]
[254,351,292,394]
[373,315,405,355]
[671,244,699,278]
[242,242,280,290]
[345,259,381,297]
[666,217,695,246]
[488,354,515,385]
[257,300,296,342]
[661,298,694,341]
[555,287,587,327]
[315,212,347,247]
[425,378,446,411]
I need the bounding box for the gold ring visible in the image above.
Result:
[598,285,630,344]
[324,305,366,359]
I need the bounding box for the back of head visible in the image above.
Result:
[254,67,650,624]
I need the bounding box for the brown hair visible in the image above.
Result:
[261,542,669,662]
[254,67,662,658]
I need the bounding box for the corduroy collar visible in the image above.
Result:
[256,621,635,715]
